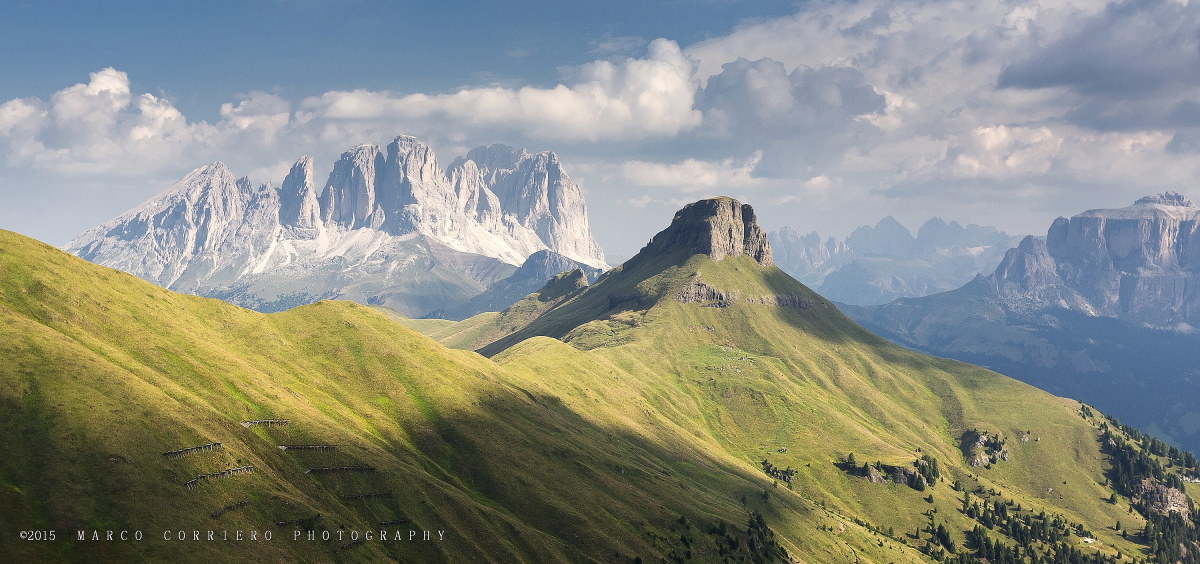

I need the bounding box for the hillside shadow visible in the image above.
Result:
[0,372,810,564]
[386,386,807,563]
[758,266,862,347]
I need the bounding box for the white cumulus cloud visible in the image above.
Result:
[297,38,700,144]
[949,125,1063,179]
[619,152,763,191]
[11,0,1200,252]
[0,68,219,176]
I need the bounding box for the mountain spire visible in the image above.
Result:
[279,156,320,229]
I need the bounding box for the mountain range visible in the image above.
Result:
[65,136,606,316]
[770,217,1022,306]
[845,192,1200,454]
[5,196,1195,563]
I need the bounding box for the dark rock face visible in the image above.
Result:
[643,197,773,265]
[674,276,815,309]
[1136,478,1191,518]
[676,278,736,305]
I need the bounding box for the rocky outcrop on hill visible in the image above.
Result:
[1137,478,1192,518]
[642,197,772,265]
[675,277,815,309]
[676,278,735,305]
[960,430,1010,467]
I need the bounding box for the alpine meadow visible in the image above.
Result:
[2,198,1196,562]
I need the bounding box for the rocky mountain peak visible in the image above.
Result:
[390,135,425,149]
[539,268,590,299]
[279,156,320,229]
[191,161,232,178]
[643,197,773,265]
[776,225,801,239]
[462,143,530,174]
[848,216,918,257]
[321,144,383,228]
[514,249,601,282]
[386,135,441,182]
[164,162,238,200]
[1135,191,1194,207]
[991,236,1062,292]
[66,134,609,314]
[448,142,605,268]
[917,217,967,244]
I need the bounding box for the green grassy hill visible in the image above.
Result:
[464,251,1149,560]
[1,197,1197,564]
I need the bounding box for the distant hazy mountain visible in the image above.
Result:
[424,249,602,321]
[844,192,1200,452]
[770,217,1022,305]
[65,136,607,316]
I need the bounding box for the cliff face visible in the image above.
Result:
[449,144,606,267]
[641,197,773,265]
[976,236,1094,314]
[987,192,1200,326]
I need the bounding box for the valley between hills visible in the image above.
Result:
[2,198,1197,563]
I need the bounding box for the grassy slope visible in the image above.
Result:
[388,270,589,352]
[0,228,1180,562]
[0,231,572,562]
[474,254,1156,560]
[0,231,840,562]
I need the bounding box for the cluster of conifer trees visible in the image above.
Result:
[846,412,1200,563]
[947,523,1117,563]
[1142,511,1199,564]
[1100,417,1200,564]
[1103,416,1198,479]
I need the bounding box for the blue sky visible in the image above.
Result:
[1,1,798,120]
[3,0,1199,258]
